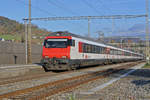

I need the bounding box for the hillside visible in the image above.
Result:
[0,16,51,44]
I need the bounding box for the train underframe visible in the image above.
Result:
[41,58,141,71]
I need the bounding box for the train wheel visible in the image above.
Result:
[68,64,77,71]
[42,65,49,72]
[67,66,72,71]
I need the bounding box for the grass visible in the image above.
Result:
[68,94,76,100]
[143,63,150,68]
[0,34,43,44]
[0,34,21,41]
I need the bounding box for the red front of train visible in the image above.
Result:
[41,34,73,70]
[42,36,72,59]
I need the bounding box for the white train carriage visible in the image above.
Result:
[70,36,143,66]
[41,32,143,70]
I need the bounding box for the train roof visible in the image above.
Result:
[48,31,111,45]
[48,31,143,56]
[48,31,96,41]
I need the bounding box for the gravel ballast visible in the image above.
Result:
[0,63,127,95]
[48,63,150,100]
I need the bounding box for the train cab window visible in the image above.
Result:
[44,39,68,48]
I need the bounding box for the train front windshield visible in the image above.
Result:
[44,39,68,48]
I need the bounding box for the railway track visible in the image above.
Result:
[0,61,142,100]
[0,62,131,86]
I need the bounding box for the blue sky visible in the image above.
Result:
[0,0,149,37]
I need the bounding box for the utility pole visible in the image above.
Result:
[112,17,115,34]
[96,31,104,43]
[24,19,28,64]
[28,0,32,63]
[146,0,150,63]
[88,17,90,38]
[121,38,123,49]
[111,17,115,45]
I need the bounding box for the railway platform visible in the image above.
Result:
[0,64,44,78]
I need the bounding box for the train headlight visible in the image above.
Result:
[62,56,67,59]
[45,56,49,59]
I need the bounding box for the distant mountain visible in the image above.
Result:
[128,24,145,32]
[103,23,149,40]
[105,33,146,40]
[0,16,51,43]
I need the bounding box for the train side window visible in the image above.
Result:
[82,43,86,53]
[110,49,114,55]
[90,45,92,53]
[102,47,104,54]
[99,46,101,53]
[118,50,121,55]
[100,47,102,54]
[92,45,96,53]
[87,44,90,53]
[96,46,100,53]
[98,46,100,53]
[114,50,117,55]
[85,44,88,53]
[85,44,87,53]
[68,39,75,46]
[72,40,75,46]
[102,47,105,54]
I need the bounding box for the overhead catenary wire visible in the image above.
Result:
[87,0,111,37]
[23,14,146,38]
[47,0,79,15]
[24,15,147,21]
[46,0,88,31]
[95,0,116,34]
[81,0,101,15]
[15,0,56,16]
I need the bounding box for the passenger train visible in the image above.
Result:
[41,31,144,70]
